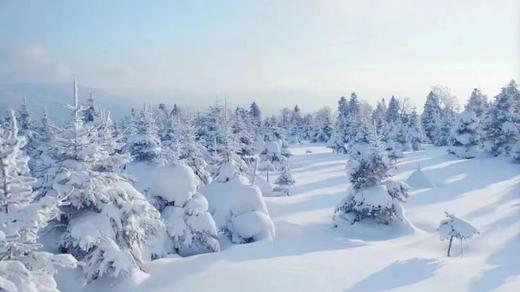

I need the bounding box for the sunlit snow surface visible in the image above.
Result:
[72,144,519,292]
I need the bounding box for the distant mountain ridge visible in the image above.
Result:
[0,83,133,121]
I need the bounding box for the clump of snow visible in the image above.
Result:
[230,211,275,242]
[126,162,197,205]
[126,161,220,256]
[200,175,275,243]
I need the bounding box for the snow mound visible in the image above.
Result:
[230,211,275,241]
[126,162,197,205]
[254,176,274,197]
[200,175,275,243]
[406,168,435,189]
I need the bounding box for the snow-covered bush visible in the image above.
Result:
[125,162,220,256]
[334,140,409,226]
[447,110,480,159]
[200,176,275,243]
[438,212,479,256]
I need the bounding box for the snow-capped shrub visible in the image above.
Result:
[200,175,275,243]
[126,162,220,256]
[447,110,480,159]
[334,140,409,226]
[438,212,479,256]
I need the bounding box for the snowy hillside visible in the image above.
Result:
[91,144,519,292]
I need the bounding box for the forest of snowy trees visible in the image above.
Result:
[1,79,520,291]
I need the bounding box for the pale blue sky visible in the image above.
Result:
[0,0,518,111]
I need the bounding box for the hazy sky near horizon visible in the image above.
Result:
[0,0,518,111]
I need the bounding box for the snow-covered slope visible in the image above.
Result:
[92,144,519,292]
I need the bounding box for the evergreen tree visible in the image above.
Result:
[82,94,99,123]
[334,135,409,225]
[125,105,162,162]
[249,102,261,126]
[386,96,401,124]
[447,110,480,158]
[15,97,34,140]
[406,107,423,151]
[288,105,303,143]
[372,99,388,138]
[273,165,295,196]
[311,107,333,143]
[328,96,349,153]
[0,110,77,292]
[43,82,164,282]
[465,88,488,119]
[421,91,442,144]
[482,80,520,156]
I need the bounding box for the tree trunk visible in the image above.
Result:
[447,235,454,257]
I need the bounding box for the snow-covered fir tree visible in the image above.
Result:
[465,88,488,119]
[15,97,35,141]
[481,80,520,156]
[43,83,165,282]
[405,106,423,151]
[163,113,212,184]
[421,91,442,144]
[249,101,262,127]
[273,165,295,196]
[372,98,388,138]
[0,110,77,292]
[82,94,99,124]
[447,110,480,159]
[310,107,333,143]
[125,105,162,163]
[386,96,401,125]
[334,135,409,226]
[287,105,304,144]
[328,96,349,153]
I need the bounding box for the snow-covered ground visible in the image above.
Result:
[99,144,518,292]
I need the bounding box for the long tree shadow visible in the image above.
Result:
[469,235,520,292]
[346,258,440,292]
[406,155,519,207]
